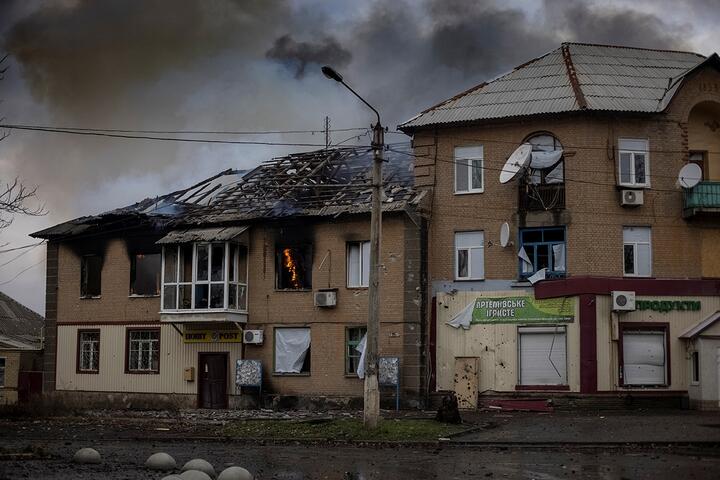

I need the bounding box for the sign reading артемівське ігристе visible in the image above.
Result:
[447,295,575,329]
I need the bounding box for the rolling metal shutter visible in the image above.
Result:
[519,327,567,385]
[622,331,666,385]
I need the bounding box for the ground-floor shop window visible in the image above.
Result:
[77,329,100,373]
[0,357,5,387]
[126,329,160,374]
[518,326,567,386]
[620,325,668,387]
[346,326,367,375]
[274,327,311,374]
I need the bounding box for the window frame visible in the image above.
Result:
[618,323,670,388]
[347,241,371,288]
[518,226,566,279]
[345,326,367,376]
[454,230,485,280]
[125,328,161,374]
[689,151,707,181]
[516,325,569,389]
[129,252,161,297]
[0,357,5,388]
[161,242,248,313]
[622,226,652,278]
[618,138,650,188]
[454,145,484,195]
[275,244,313,291]
[80,254,102,298]
[76,329,101,374]
[273,326,311,376]
[691,350,700,385]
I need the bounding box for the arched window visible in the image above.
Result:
[524,133,564,185]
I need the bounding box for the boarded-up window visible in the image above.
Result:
[130,253,161,296]
[518,326,567,385]
[622,329,667,386]
[81,254,102,297]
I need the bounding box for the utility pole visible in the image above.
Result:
[324,116,331,149]
[321,65,383,428]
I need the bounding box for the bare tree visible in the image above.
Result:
[0,54,46,232]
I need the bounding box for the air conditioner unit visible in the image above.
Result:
[621,189,644,207]
[612,291,636,311]
[314,290,337,307]
[243,330,263,345]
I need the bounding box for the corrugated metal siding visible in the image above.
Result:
[435,291,581,393]
[595,295,720,392]
[56,324,242,394]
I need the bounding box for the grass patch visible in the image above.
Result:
[221,418,465,442]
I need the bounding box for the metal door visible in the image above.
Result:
[453,357,479,409]
[198,353,228,409]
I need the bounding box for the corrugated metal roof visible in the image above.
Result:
[156,226,249,244]
[399,43,709,130]
[0,291,44,342]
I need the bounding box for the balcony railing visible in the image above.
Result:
[519,184,565,211]
[684,181,720,217]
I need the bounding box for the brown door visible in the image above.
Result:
[198,353,228,409]
[17,371,43,403]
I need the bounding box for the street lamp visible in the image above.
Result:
[321,65,383,429]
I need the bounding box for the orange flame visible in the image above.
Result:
[282,248,301,289]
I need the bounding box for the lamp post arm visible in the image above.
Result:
[339,81,381,125]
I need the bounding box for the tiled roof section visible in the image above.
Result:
[399,43,706,130]
[0,291,44,339]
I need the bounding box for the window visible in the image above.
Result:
[518,227,566,278]
[77,330,100,373]
[276,245,312,290]
[455,231,484,280]
[618,138,650,187]
[623,227,651,277]
[130,253,161,296]
[689,151,707,181]
[161,243,247,311]
[621,327,667,386]
[126,329,160,373]
[80,254,102,297]
[346,326,367,375]
[518,326,567,385]
[691,350,700,384]
[347,241,371,287]
[0,358,4,387]
[274,327,311,374]
[454,146,483,194]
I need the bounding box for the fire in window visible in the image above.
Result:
[276,245,312,290]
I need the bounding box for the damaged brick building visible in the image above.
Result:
[32,147,428,409]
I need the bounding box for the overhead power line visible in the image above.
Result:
[0,257,45,286]
[1,123,368,136]
[0,241,46,254]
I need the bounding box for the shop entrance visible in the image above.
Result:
[198,353,228,409]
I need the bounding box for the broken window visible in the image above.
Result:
[518,326,567,385]
[347,241,370,287]
[77,330,100,373]
[518,227,565,278]
[130,253,161,296]
[80,254,102,297]
[276,245,312,290]
[274,327,311,374]
[346,326,367,375]
[126,329,160,373]
[228,244,248,311]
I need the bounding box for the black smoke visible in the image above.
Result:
[266,35,351,79]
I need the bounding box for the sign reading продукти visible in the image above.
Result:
[471,296,574,324]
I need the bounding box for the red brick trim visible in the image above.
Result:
[579,294,598,394]
[58,321,161,326]
[535,276,720,299]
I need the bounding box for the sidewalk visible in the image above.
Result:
[454,409,720,444]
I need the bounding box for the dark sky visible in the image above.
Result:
[0,0,717,312]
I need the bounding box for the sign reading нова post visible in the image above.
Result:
[471,296,574,324]
[183,330,242,343]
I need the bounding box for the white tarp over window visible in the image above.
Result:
[552,244,566,271]
[447,302,474,330]
[356,334,367,378]
[274,328,311,373]
[623,331,666,385]
[518,247,533,273]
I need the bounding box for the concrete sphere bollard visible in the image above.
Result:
[180,471,213,480]
[146,452,177,471]
[182,459,216,478]
[218,466,253,480]
[73,447,101,464]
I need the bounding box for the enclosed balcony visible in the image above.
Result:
[684,181,720,217]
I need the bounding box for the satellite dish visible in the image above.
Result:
[678,163,702,189]
[500,222,510,248]
[500,144,532,184]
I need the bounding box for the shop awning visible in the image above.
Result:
[156,225,249,244]
[679,311,720,339]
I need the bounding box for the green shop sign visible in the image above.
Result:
[471,296,574,324]
[636,300,701,313]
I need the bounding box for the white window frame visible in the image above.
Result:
[618,138,650,188]
[454,231,485,280]
[127,329,160,373]
[0,357,5,388]
[347,241,370,288]
[78,330,100,373]
[623,227,652,278]
[161,242,248,313]
[454,146,484,194]
[691,350,700,385]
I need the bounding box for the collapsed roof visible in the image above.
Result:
[32,146,422,240]
[400,43,715,131]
